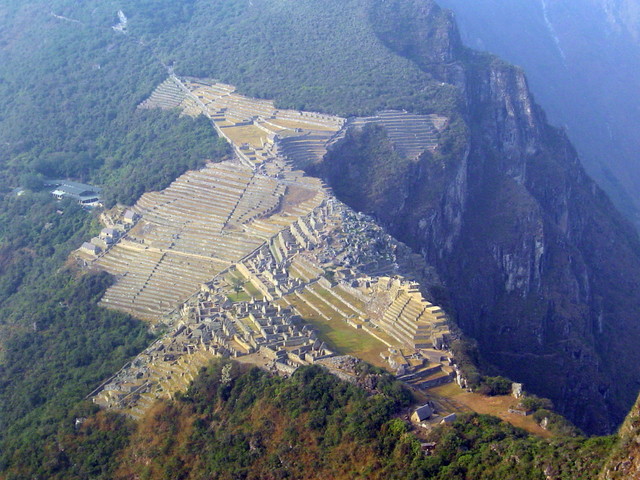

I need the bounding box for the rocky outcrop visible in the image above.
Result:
[369,0,463,65]
[319,0,640,435]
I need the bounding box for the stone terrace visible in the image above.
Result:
[90,191,453,416]
[85,78,454,416]
[178,78,345,168]
[372,277,450,351]
[96,246,222,322]
[89,161,326,323]
[138,77,187,111]
[349,110,448,160]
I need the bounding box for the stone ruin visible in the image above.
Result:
[84,78,455,417]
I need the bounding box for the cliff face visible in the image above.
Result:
[320,0,640,435]
[437,0,640,227]
[440,59,640,435]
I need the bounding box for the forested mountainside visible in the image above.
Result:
[2,360,617,480]
[0,0,229,471]
[437,0,640,227]
[600,391,640,479]
[1,0,640,476]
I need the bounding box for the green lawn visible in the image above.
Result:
[242,281,264,299]
[227,291,251,302]
[312,286,359,316]
[286,296,388,369]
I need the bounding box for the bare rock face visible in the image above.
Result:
[321,0,640,435]
[445,40,640,435]
[438,0,640,229]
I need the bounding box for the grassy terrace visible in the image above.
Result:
[429,383,553,438]
[287,263,312,282]
[238,316,261,335]
[227,291,252,302]
[312,284,360,316]
[335,285,367,312]
[221,125,269,148]
[242,281,264,299]
[282,295,389,369]
[267,118,338,131]
[223,268,265,300]
[297,290,342,319]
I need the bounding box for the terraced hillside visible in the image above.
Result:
[92,197,455,418]
[141,77,345,169]
[84,78,455,418]
[80,161,326,322]
[350,110,448,160]
[138,76,187,111]
[140,76,446,169]
[80,78,357,323]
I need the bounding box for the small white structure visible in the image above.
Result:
[81,242,101,255]
[99,227,119,243]
[123,209,139,224]
[512,382,524,399]
[441,413,457,424]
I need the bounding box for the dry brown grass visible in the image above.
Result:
[222,125,268,148]
[268,117,339,132]
[281,185,319,212]
[429,383,553,438]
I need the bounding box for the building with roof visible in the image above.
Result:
[99,228,120,243]
[411,403,433,423]
[441,413,457,424]
[47,180,102,207]
[81,242,101,255]
[123,209,139,224]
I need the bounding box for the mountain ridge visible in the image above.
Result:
[0,0,639,465]
[311,0,640,434]
[437,0,640,227]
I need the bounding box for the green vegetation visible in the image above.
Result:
[227,291,251,303]
[476,376,512,396]
[0,1,229,204]
[0,1,227,473]
[93,111,229,207]
[297,311,388,368]
[313,117,469,243]
[520,395,554,412]
[0,0,634,477]
[0,269,153,476]
[4,360,617,479]
[449,337,483,388]
[139,0,460,117]
[312,124,413,219]
[428,415,616,480]
[0,174,153,476]
[601,394,640,479]
[13,110,229,207]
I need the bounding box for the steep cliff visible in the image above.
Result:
[317,0,640,435]
[437,0,640,227]
[2,0,639,438]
